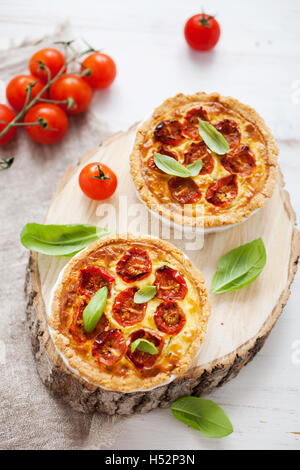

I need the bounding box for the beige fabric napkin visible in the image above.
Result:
[0,22,122,450]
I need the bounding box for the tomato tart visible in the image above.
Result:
[49,234,210,392]
[130,92,278,228]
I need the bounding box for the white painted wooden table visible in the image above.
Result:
[1,0,299,450]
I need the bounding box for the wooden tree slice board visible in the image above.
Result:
[25,124,300,415]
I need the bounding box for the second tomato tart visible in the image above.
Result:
[49,234,210,392]
[130,92,278,228]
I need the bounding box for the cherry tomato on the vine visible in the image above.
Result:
[0,104,17,146]
[79,162,117,200]
[81,53,117,89]
[29,48,67,83]
[24,103,68,144]
[6,75,47,112]
[184,14,221,51]
[49,74,93,114]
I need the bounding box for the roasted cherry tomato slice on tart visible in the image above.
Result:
[168,177,202,204]
[183,106,209,140]
[206,174,238,207]
[127,328,164,370]
[92,329,127,367]
[154,120,184,146]
[154,301,186,335]
[148,146,178,173]
[183,141,214,174]
[221,145,256,176]
[78,266,115,297]
[70,298,109,343]
[116,247,152,283]
[155,265,188,301]
[112,287,147,327]
[214,119,241,149]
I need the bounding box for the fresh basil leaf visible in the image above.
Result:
[83,286,108,333]
[20,223,109,257]
[0,157,14,170]
[198,118,229,155]
[154,153,202,178]
[171,396,233,438]
[211,238,266,294]
[134,285,157,304]
[186,159,203,176]
[131,338,158,355]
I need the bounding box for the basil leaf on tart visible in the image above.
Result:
[198,118,230,155]
[154,153,202,178]
[130,338,159,355]
[83,286,108,333]
[211,238,267,294]
[134,285,157,304]
[171,396,233,438]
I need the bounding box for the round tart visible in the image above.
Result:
[49,234,210,392]
[130,92,278,228]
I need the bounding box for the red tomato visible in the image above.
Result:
[113,287,146,327]
[29,48,66,83]
[78,266,115,297]
[184,14,221,51]
[116,247,152,283]
[155,265,188,301]
[49,74,92,114]
[92,329,127,367]
[79,162,117,200]
[127,329,164,370]
[6,75,47,112]
[24,103,68,144]
[81,52,116,89]
[0,104,17,145]
[70,298,109,343]
[206,175,238,207]
[154,301,186,335]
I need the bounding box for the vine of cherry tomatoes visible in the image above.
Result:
[0,46,117,146]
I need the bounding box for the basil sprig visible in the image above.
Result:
[83,286,108,333]
[131,338,158,355]
[20,223,109,257]
[154,153,203,178]
[211,238,267,294]
[198,118,229,155]
[134,286,157,304]
[171,397,233,438]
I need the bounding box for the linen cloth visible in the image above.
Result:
[0,22,123,450]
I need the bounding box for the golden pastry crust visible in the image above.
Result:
[49,234,210,392]
[130,92,278,228]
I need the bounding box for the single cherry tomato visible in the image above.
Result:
[81,52,116,89]
[92,329,127,367]
[215,119,241,149]
[168,177,202,204]
[127,328,164,370]
[221,146,256,176]
[70,298,109,343]
[155,265,188,301]
[183,107,209,140]
[29,48,66,83]
[79,266,115,297]
[206,174,238,207]
[148,146,178,173]
[184,142,214,175]
[79,162,117,200]
[0,104,17,146]
[154,120,184,146]
[113,287,146,327]
[154,301,186,335]
[49,74,93,114]
[184,13,221,51]
[116,247,152,283]
[6,75,47,112]
[24,103,68,144]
